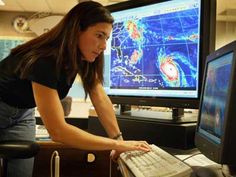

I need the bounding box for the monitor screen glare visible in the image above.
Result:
[104,0,201,99]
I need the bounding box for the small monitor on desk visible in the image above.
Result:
[195,40,236,176]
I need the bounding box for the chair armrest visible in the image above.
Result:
[0,140,40,159]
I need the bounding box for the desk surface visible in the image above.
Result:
[118,146,220,177]
[37,140,70,148]
[165,147,217,167]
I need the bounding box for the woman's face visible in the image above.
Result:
[78,22,112,62]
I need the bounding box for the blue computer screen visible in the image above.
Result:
[104,0,201,98]
[198,52,234,144]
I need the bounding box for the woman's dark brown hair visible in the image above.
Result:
[11,1,114,98]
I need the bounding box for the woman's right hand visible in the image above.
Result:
[115,140,151,152]
[110,140,151,161]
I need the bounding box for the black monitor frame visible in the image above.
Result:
[105,0,216,121]
[195,40,236,166]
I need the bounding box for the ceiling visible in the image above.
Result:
[0,0,236,21]
[0,0,127,14]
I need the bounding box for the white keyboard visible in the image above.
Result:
[35,125,50,138]
[119,144,193,177]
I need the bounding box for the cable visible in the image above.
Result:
[221,164,227,177]
[181,152,202,162]
[109,155,130,177]
[109,158,112,177]
[182,153,229,177]
[50,150,60,177]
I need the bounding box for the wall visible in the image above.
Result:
[216,21,236,49]
[1,10,234,62]
[0,11,37,37]
[1,12,235,50]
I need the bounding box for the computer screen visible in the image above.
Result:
[195,40,236,165]
[104,0,216,112]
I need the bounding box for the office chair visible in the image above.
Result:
[61,96,72,116]
[0,140,40,177]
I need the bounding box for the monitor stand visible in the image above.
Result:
[116,104,198,124]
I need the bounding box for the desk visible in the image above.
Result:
[87,113,221,177]
[33,104,123,176]
[33,141,121,177]
[34,114,122,176]
[117,147,226,177]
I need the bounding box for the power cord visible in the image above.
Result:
[181,153,230,177]
[109,156,130,177]
[181,152,202,162]
[117,158,130,177]
[109,158,112,177]
[50,150,60,177]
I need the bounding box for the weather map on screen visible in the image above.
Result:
[104,0,201,98]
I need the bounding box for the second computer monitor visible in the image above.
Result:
[195,40,236,165]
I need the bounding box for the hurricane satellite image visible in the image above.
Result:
[109,5,199,90]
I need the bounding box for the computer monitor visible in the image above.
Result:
[104,0,216,121]
[195,40,236,173]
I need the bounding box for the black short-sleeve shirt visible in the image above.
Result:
[0,54,75,108]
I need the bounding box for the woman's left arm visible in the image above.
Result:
[89,82,121,139]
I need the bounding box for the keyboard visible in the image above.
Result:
[119,144,193,177]
[35,125,50,138]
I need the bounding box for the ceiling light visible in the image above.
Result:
[0,0,5,6]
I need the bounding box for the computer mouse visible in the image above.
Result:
[195,166,223,177]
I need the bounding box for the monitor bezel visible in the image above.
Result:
[105,0,216,109]
[195,40,236,164]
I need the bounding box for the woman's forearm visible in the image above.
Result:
[52,123,120,150]
[89,83,121,138]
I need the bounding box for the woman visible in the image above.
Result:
[0,1,150,177]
